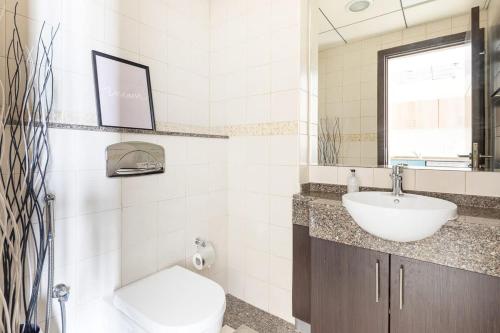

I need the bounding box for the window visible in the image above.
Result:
[377,32,476,169]
[387,43,471,168]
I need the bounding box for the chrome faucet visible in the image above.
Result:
[390,164,406,196]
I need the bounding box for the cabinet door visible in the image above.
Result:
[292,224,311,323]
[390,256,500,333]
[311,239,389,333]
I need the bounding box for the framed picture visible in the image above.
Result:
[92,50,155,130]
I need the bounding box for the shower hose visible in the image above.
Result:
[44,194,70,333]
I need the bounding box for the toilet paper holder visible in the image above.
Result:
[192,238,215,270]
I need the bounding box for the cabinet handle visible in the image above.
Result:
[399,265,404,310]
[375,260,380,303]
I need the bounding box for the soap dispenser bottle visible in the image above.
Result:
[347,169,359,193]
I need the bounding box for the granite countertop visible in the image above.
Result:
[293,184,500,278]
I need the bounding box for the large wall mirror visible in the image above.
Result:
[311,0,500,171]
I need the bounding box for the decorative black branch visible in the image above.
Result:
[0,3,59,332]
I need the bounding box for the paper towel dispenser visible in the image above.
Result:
[106,141,165,177]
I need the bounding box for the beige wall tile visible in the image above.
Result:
[402,169,416,191]
[338,167,374,187]
[309,166,338,184]
[415,169,466,194]
[373,167,416,190]
[373,168,392,189]
[466,172,500,197]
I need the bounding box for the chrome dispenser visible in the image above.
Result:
[106,141,165,177]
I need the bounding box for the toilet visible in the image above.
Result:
[113,265,226,333]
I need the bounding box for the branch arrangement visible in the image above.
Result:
[0,4,59,333]
[318,116,342,166]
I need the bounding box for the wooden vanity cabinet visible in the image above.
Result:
[311,238,389,333]
[292,224,311,323]
[307,238,500,333]
[390,255,500,333]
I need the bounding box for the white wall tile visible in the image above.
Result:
[122,240,157,285]
[269,166,299,196]
[271,90,299,122]
[54,218,78,268]
[47,171,78,219]
[227,268,246,299]
[246,136,270,165]
[246,93,272,124]
[122,203,157,248]
[187,138,211,165]
[187,165,210,195]
[74,131,120,171]
[48,129,77,172]
[269,195,293,228]
[268,286,293,323]
[105,10,139,53]
[76,171,121,214]
[269,225,292,260]
[247,35,272,67]
[122,174,159,206]
[246,165,269,193]
[157,197,187,234]
[157,136,188,166]
[208,191,228,220]
[228,218,246,271]
[156,166,187,200]
[77,209,121,260]
[245,221,270,253]
[271,59,300,92]
[245,276,269,311]
[271,0,300,30]
[108,0,139,20]
[228,166,247,191]
[247,65,271,96]
[269,135,298,166]
[245,248,269,281]
[272,26,300,62]
[77,251,121,304]
[246,192,270,223]
[157,229,186,270]
[269,255,292,290]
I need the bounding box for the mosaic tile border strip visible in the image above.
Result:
[341,133,377,142]
[223,121,299,136]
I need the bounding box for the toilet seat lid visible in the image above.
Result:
[113,266,226,332]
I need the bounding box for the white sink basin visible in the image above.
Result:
[342,191,457,242]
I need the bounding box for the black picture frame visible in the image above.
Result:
[91,50,156,131]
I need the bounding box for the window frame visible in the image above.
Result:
[377,32,469,166]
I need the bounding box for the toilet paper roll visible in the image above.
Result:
[192,242,215,270]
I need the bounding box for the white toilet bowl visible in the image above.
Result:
[113,265,226,333]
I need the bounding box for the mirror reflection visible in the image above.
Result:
[313,1,499,171]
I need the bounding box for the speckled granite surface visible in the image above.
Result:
[224,294,297,333]
[294,184,500,278]
[47,122,229,139]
